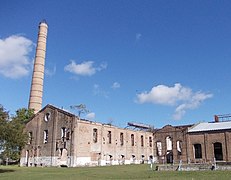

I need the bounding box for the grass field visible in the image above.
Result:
[1,164,231,180]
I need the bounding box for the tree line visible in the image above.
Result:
[0,104,34,164]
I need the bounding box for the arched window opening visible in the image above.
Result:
[156,141,162,156]
[177,140,182,155]
[166,136,173,163]
[141,155,145,164]
[132,155,135,159]
[43,130,48,144]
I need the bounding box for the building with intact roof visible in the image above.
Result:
[187,120,231,163]
[152,118,231,165]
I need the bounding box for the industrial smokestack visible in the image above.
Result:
[28,20,48,113]
[214,115,219,122]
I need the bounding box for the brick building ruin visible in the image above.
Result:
[20,104,154,167]
[20,104,231,167]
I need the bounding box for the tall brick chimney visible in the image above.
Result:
[214,115,219,122]
[28,21,48,113]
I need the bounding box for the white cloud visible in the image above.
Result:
[93,84,109,98]
[64,60,107,76]
[173,92,213,120]
[97,62,108,71]
[85,112,95,120]
[45,65,56,76]
[136,33,142,41]
[0,35,33,78]
[111,82,120,89]
[136,83,191,105]
[136,83,213,120]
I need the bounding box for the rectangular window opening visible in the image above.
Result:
[93,128,98,143]
[120,132,124,146]
[131,134,134,146]
[149,137,152,147]
[61,127,66,141]
[194,144,202,159]
[28,132,32,144]
[108,131,112,144]
[141,135,144,147]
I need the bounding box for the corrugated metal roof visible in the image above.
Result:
[188,121,231,133]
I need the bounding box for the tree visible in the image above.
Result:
[0,106,34,163]
[70,104,89,117]
[0,105,9,134]
[0,105,9,155]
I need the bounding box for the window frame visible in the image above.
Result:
[194,143,202,159]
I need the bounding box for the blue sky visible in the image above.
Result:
[1,0,231,128]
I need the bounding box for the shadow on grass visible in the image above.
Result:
[0,169,15,173]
